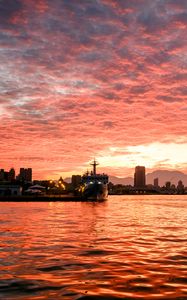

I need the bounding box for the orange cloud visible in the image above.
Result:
[0,0,187,179]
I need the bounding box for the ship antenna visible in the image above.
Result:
[90,159,99,175]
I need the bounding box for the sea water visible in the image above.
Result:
[0,195,187,299]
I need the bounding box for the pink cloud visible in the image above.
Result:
[0,0,187,179]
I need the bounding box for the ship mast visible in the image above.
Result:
[90,159,99,175]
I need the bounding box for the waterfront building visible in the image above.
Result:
[71,175,82,189]
[134,166,146,188]
[58,177,68,190]
[0,184,22,196]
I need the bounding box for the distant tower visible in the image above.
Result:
[134,166,146,188]
[153,177,159,188]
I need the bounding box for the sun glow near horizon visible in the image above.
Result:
[96,142,187,176]
[53,142,187,180]
[20,141,187,180]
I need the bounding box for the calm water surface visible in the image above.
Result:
[0,195,187,300]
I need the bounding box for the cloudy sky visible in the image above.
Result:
[0,0,187,179]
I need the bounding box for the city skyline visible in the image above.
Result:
[0,0,187,179]
[1,165,187,187]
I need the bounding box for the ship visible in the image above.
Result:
[80,160,108,201]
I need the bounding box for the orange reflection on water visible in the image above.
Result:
[0,195,187,299]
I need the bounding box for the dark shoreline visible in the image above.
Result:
[0,195,105,202]
[0,194,186,202]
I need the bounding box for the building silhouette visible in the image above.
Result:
[0,169,5,181]
[0,169,9,181]
[8,168,15,182]
[18,168,32,182]
[165,181,171,190]
[134,166,146,188]
[71,175,82,189]
[177,180,184,193]
[153,177,159,188]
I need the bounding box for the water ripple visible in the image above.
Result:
[0,196,187,299]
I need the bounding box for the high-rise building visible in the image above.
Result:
[26,168,32,182]
[19,168,25,181]
[18,168,32,182]
[134,166,146,188]
[153,177,159,187]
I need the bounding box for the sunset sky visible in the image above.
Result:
[0,0,187,179]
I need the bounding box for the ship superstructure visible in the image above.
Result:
[81,160,108,200]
